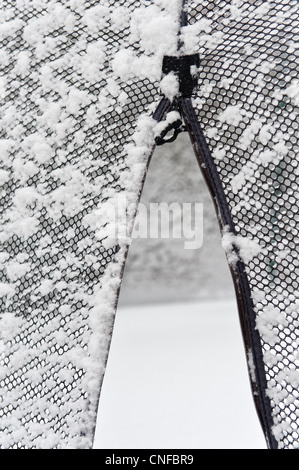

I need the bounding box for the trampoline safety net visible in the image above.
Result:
[0,0,298,449]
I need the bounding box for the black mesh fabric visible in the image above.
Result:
[0,0,180,449]
[0,0,298,450]
[184,0,298,449]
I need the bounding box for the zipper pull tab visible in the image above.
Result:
[154,100,186,146]
[154,53,200,146]
[155,118,185,146]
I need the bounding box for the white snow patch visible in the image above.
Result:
[234,235,263,264]
[258,124,272,145]
[259,149,277,166]
[112,49,160,82]
[229,1,244,21]
[275,249,291,263]
[32,142,52,164]
[14,51,31,77]
[256,306,287,345]
[0,252,10,265]
[130,5,179,57]
[38,279,54,296]
[0,19,24,41]
[221,230,239,267]
[222,227,263,266]
[205,127,218,139]
[79,40,106,84]
[0,311,24,338]
[253,2,271,18]
[230,172,246,194]
[0,169,10,186]
[272,421,291,444]
[0,139,14,164]
[251,288,266,304]
[213,147,226,161]
[10,216,40,240]
[12,158,39,184]
[247,350,257,384]
[199,32,224,51]
[110,6,130,31]
[6,261,31,282]
[218,105,244,127]
[13,187,39,210]
[263,350,280,367]
[220,77,234,90]
[82,5,110,33]
[160,72,179,101]
[277,368,299,389]
[0,282,15,298]
[0,49,9,67]
[180,19,212,54]
[154,111,181,139]
[239,120,263,150]
[66,87,92,116]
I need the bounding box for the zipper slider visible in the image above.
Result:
[155,99,186,146]
[154,53,200,146]
[162,54,200,98]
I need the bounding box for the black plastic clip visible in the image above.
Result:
[155,118,186,146]
[162,54,200,98]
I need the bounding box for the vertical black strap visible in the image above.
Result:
[179,97,278,450]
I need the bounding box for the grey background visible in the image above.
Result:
[119,133,233,306]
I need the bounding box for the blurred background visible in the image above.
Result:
[94,134,267,449]
[119,133,232,305]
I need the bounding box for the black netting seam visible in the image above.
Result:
[179,96,278,449]
[152,98,172,122]
[91,97,171,445]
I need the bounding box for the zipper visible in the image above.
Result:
[151,0,278,448]
[180,96,277,449]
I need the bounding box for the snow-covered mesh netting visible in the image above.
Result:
[0,0,183,449]
[1,0,298,450]
[184,0,298,449]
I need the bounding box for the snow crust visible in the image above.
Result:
[0,0,181,449]
[0,0,297,451]
[187,0,298,448]
[222,227,263,266]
